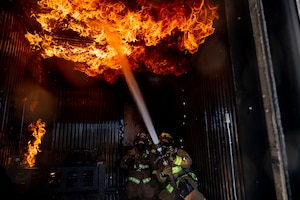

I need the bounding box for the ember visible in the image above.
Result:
[25,0,219,83]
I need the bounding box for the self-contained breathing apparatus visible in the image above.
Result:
[121,132,159,200]
[154,132,201,200]
[154,133,185,200]
[155,132,176,167]
[124,132,152,170]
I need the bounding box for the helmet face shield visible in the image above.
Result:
[160,138,171,145]
[137,137,146,147]
[134,132,152,149]
[159,132,174,147]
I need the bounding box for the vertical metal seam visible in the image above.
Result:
[247,0,291,199]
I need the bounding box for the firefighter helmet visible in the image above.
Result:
[134,132,152,149]
[159,132,174,146]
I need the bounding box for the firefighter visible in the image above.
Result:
[153,132,206,200]
[121,132,159,200]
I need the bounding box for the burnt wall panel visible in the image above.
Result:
[0,7,33,166]
[184,71,244,200]
[0,5,125,197]
[1,0,292,199]
[34,84,124,193]
[158,1,248,198]
[174,32,246,199]
[38,120,123,191]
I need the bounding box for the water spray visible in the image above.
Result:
[104,26,159,145]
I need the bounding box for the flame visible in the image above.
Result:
[26,0,219,83]
[22,119,46,168]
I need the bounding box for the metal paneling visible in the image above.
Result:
[0,7,124,197]
[185,71,244,200]
[0,8,32,166]
[1,0,291,199]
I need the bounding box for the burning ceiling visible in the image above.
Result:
[25,0,219,83]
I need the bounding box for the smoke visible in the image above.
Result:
[14,83,55,123]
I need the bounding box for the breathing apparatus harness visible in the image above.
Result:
[156,144,184,200]
[155,143,199,199]
[125,146,152,184]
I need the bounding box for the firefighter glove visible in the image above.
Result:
[166,148,176,162]
[128,147,137,156]
[125,155,135,166]
[162,166,172,176]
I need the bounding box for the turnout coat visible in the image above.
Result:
[121,147,159,200]
[153,147,206,200]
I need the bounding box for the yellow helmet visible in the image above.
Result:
[159,132,174,146]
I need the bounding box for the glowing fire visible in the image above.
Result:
[22,119,46,168]
[26,0,219,83]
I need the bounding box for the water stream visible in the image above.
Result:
[104,27,159,145]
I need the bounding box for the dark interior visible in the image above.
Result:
[0,0,300,199]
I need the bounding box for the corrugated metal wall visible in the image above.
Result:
[167,2,246,197]
[3,0,296,198]
[0,7,125,198]
[40,86,124,191]
[0,8,31,166]
[180,69,245,200]
[1,1,273,199]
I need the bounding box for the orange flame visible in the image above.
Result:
[26,0,219,83]
[22,119,46,168]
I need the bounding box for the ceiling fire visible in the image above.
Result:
[25,0,219,83]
